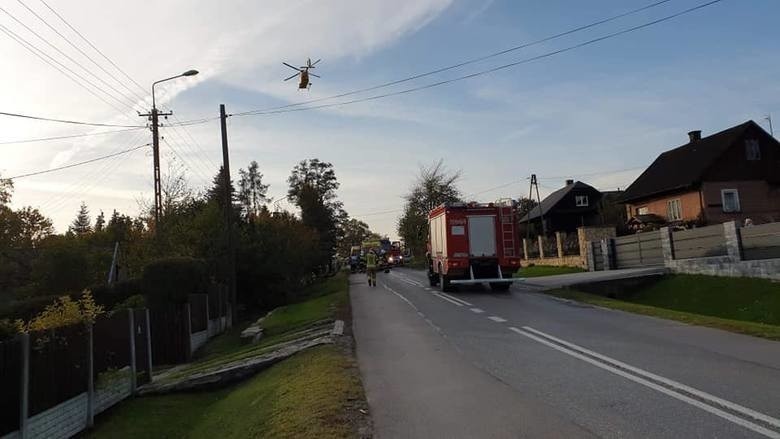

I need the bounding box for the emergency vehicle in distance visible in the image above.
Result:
[427,199,521,292]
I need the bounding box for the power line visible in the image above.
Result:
[0,110,143,128]
[0,23,138,119]
[0,127,146,145]
[230,0,725,119]
[7,143,150,180]
[1,4,140,111]
[229,0,677,117]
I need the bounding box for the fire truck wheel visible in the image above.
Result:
[439,273,453,292]
[428,274,439,287]
[489,282,511,292]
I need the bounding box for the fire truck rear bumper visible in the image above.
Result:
[450,278,515,285]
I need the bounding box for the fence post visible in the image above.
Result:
[555,232,564,258]
[144,309,153,382]
[660,226,674,265]
[723,221,743,262]
[600,239,613,270]
[522,238,529,260]
[19,333,30,439]
[586,241,596,271]
[185,303,193,360]
[537,235,545,259]
[128,309,137,393]
[86,323,95,428]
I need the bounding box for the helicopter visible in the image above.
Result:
[283,58,321,89]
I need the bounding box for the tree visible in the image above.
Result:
[69,202,92,235]
[515,197,538,219]
[238,161,269,219]
[337,218,373,256]
[287,159,342,266]
[397,160,462,256]
[94,210,105,232]
[0,175,11,206]
[207,165,236,209]
[16,207,53,247]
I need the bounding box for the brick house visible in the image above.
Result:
[621,120,780,226]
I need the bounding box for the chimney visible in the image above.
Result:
[565,179,574,186]
[688,130,701,143]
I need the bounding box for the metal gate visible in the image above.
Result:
[591,242,604,271]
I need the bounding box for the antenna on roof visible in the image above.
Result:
[765,114,774,137]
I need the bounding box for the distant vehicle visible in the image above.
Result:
[427,200,521,292]
[387,240,404,266]
[349,245,363,273]
[282,58,321,89]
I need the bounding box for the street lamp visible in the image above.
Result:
[141,69,199,233]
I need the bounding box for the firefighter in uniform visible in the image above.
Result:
[365,248,378,287]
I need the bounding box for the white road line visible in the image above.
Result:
[487,316,507,323]
[521,326,780,430]
[439,292,473,306]
[470,308,485,314]
[382,283,419,311]
[431,292,464,307]
[508,327,780,439]
[424,287,431,291]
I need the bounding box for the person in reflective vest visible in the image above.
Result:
[365,249,378,287]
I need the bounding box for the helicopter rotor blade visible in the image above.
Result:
[309,73,321,78]
[284,73,299,81]
[311,58,321,66]
[283,62,300,71]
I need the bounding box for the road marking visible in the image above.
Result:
[431,292,464,307]
[487,316,507,323]
[521,326,780,430]
[508,326,780,439]
[382,283,419,311]
[424,287,431,291]
[439,292,473,306]
[470,308,485,314]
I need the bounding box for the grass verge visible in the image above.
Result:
[548,285,780,341]
[88,271,367,438]
[516,265,586,277]
[88,345,363,439]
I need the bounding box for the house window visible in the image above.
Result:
[575,195,589,207]
[637,207,649,215]
[745,139,761,160]
[667,199,682,221]
[721,189,741,212]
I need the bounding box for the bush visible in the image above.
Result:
[0,294,61,321]
[90,278,143,309]
[111,294,146,313]
[0,318,19,340]
[142,257,207,307]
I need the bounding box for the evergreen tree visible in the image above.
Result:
[238,161,269,219]
[69,202,92,235]
[94,210,105,232]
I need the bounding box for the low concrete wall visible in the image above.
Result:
[522,255,585,268]
[2,371,132,439]
[190,329,209,353]
[668,255,780,280]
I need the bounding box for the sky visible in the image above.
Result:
[1,0,779,238]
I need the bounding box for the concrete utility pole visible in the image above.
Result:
[139,69,198,234]
[220,104,237,321]
[530,174,546,236]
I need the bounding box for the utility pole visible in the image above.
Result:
[220,104,237,321]
[530,174,546,236]
[139,106,171,232]
[766,113,774,137]
[139,69,199,236]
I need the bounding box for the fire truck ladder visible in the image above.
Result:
[500,204,515,257]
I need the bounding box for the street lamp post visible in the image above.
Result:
[140,69,198,233]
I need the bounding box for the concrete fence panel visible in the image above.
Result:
[672,224,727,259]
[613,231,663,268]
[741,222,780,260]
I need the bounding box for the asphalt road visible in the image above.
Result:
[350,268,780,439]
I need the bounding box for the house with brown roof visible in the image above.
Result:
[620,120,780,227]
[519,180,604,232]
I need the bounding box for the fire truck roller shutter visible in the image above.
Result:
[467,215,497,257]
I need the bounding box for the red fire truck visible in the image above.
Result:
[427,200,521,292]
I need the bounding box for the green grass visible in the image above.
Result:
[159,272,349,383]
[515,265,586,278]
[547,274,780,340]
[88,271,362,438]
[88,346,363,439]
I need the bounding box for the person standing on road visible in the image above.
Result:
[366,248,378,287]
